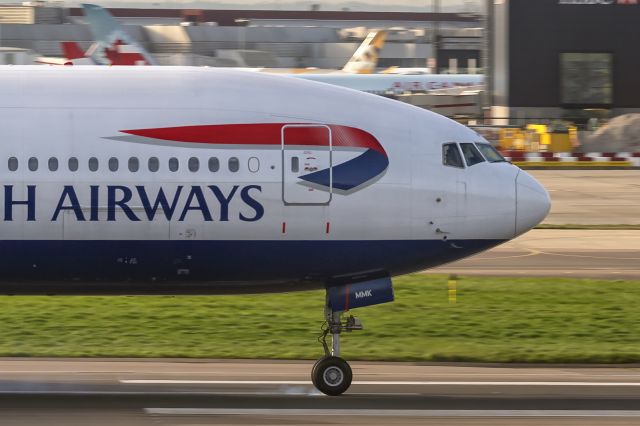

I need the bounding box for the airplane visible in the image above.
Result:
[244,30,387,74]
[37,3,155,66]
[0,65,550,396]
[40,4,384,72]
[340,30,387,74]
[295,72,485,95]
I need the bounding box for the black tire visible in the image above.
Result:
[311,356,330,389]
[311,356,352,396]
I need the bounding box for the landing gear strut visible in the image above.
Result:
[310,277,393,396]
[311,302,363,396]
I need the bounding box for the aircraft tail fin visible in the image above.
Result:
[341,30,387,74]
[82,3,156,66]
[61,42,86,60]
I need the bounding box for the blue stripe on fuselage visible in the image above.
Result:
[0,239,504,294]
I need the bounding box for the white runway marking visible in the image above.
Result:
[122,380,640,386]
[144,408,640,417]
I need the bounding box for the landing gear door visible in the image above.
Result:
[282,124,332,205]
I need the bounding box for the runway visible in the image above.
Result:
[529,170,640,225]
[430,229,640,279]
[1,359,639,425]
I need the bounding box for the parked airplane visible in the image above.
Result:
[246,30,387,74]
[0,66,549,396]
[37,3,155,66]
[40,4,384,72]
[296,73,485,95]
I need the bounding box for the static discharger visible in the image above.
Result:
[448,274,457,304]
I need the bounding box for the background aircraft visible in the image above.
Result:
[244,30,387,74]
[39,4,384,72]
[37,5,479,96]
[297,72,484,95]
[37,4,157,65]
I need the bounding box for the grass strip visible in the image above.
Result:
[0,275,639,363]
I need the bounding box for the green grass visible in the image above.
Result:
[0,275,639,363]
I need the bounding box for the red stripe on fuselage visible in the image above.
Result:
[121,123,385,155]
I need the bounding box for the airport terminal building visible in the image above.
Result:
[0,5,482,71]
[491,0,640,123]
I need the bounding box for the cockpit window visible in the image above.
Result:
[442,143,464,168]
[460,143,486,167]
[475,143,507,163]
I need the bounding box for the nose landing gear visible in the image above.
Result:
[310,277,394,396]
[312,310,362,396]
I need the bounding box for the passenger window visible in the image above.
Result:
[229,157,239,172]
[188,157,199,172]
[208,157,219,172]
[460,143,486,167]
[442,143,464,168]
[108,157,119,172]
[169,157,179,172]
[291,157,299,173]
[248,157,260,173]
[68,157,78,172]
[148,157,159,172]
[28,157,38,171]
[128,157,139,172]
[8,157,18,171]
[88,157,99,172]
[48,157,58,171]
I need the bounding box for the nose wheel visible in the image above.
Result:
[311,302,363,396]
[311,356,352,396]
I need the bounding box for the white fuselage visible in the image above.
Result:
[0,66,547,294]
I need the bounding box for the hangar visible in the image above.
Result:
[490,0,640,124]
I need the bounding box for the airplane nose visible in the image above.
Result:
[515,170,551,236]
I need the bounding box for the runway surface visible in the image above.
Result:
[1,358,640,425]
[430,229,640,279]
[529,170,640,225]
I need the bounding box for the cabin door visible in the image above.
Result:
[281,124,332,205]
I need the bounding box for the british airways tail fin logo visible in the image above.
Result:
[112,123,389,192]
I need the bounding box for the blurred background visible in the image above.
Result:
[2,0,638,164]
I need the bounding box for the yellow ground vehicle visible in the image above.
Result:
[499,123,577,152]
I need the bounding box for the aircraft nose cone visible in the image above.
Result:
[515,170,551,236]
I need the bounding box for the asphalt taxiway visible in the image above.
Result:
[1,359,640,425]
[431,229,640,279]
[529,170,640,225]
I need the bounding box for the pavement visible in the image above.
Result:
[529,170,640,225]
[430,229,640,279]
[1,359,640,425]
